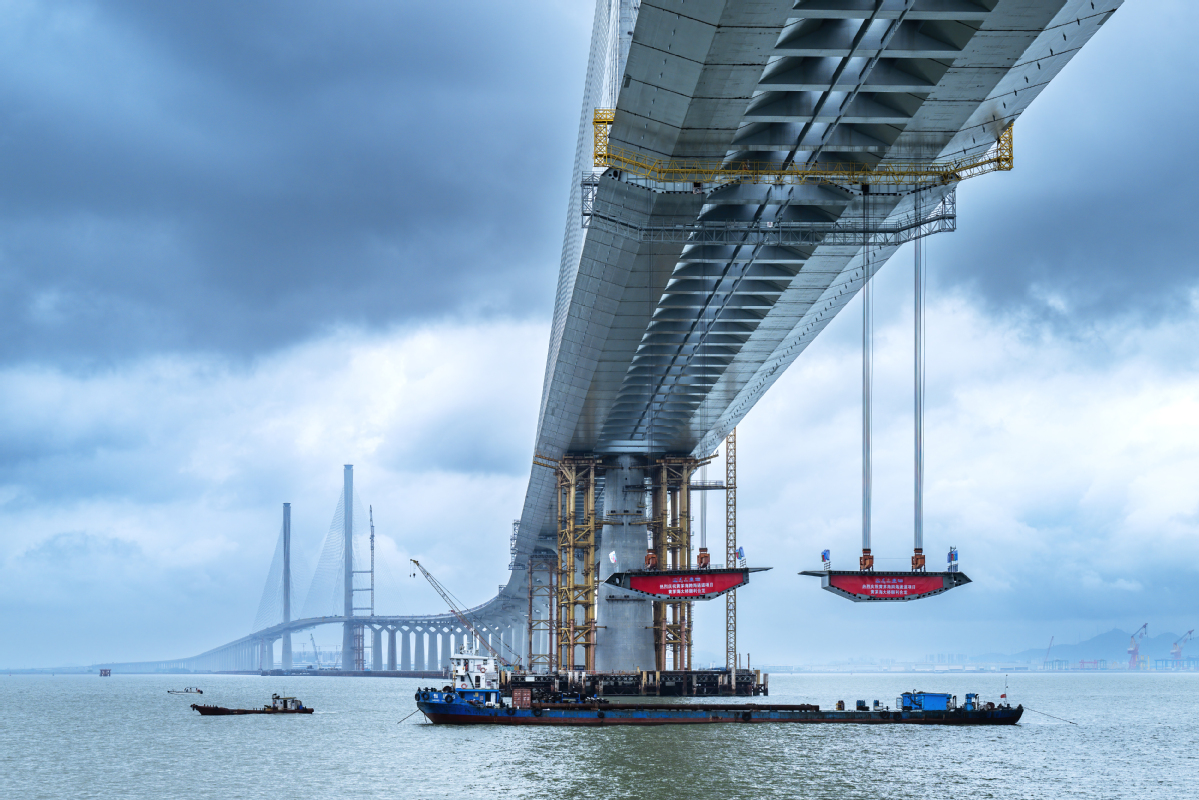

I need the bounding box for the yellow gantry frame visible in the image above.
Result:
[593,109,1012,189]
[556,457,599,672]
[651,457,705,672]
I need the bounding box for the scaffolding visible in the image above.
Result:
[527,551,557,673]
[650,457,702,671]
[725,429,737,674]
[556,457,600,671]
[593,109,1013,190]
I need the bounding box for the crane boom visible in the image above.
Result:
[1128,623,1148,670]
[1043,636,1054,667]
[410,559,515,667]
[1172,629,1193,661]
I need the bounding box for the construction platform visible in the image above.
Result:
[500,669,767,698]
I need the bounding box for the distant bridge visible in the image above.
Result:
[97,466,528,675]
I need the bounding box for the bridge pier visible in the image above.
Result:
[439,631,450,671]
[400,629,410,670]
[372,628,382,671]
[596,456,655,672]
[414,630,426,672]
[387,628,397,670]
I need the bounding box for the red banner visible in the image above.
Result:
[628,571,746,599]
[828,574,946,600]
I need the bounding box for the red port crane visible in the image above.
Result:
[1127,623,1148,670]
[1171,630,1194,662]
[410,559,518,668]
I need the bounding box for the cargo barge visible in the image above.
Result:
[415,688,1020,726]
[416,649,1019,726]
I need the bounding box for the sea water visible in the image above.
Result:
[1,672,1195,799]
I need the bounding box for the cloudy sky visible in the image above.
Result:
[1,1,1195,668]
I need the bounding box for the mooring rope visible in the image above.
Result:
[1023,707,1078,725]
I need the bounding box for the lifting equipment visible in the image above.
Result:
[1171,630,1194,662]
[593,109,1013,190]
[410,559,517,668]
[1128,623,1149,670]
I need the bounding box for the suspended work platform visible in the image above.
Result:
[604,567,770,601]
[799,570,970,603]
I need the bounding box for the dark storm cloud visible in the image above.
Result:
[933,2,1199,329]
[0,0,586,365]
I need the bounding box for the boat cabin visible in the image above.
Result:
[269,694,305,711]
[898,691,956,711]
[451,648,500,699]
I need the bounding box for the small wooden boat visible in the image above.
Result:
[168,687,203,694]
[191,694,313,716]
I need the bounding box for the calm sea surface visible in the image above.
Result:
[2,672,1195,799]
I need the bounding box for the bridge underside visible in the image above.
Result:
[502,0,1123,672]
[147,0,1122,673]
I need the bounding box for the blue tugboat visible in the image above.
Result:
[415,661,1022,726]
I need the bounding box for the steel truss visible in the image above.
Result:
[592,109,1012,190]
[583,177,957,247]
[725,429,737,674]
[527,551,557,673]
[649,456,706,671]
[556,457,600,671]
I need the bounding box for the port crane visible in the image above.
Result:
[1127,623,1148,670]
[1171,630,1193,662]
[410,559,519,668]
[310,633,321,669]
[1042,636,1055,668]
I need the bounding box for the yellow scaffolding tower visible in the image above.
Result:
[651,457,704,671]
[556,457,599,671]
[725,429,737,676]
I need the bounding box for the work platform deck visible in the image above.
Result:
[501,669,767,698]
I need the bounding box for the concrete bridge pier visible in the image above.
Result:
[596,455,655,672]
[387,628,397,671]
[414,631,426,672]
[400,629,410,670]
[371,628,382,671]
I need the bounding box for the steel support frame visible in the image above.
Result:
[527,551,557,673]
[583,180,957,248]
[556,457,600,672]
[725,429,737,675]
[651,457,699,671]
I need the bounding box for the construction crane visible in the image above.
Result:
[309,633,321,670]
[410,559,518,668]
[1171,630,1194,662]
[1042,636,1055,668]
[1127,623,1148,670]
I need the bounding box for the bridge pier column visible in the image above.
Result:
[281,631,292,671]
[415,631,426,672]
[438,632,449,671]
[596,456,655,672]
[387,629,397,671]
[400,629,410,671]
[262,638,273,671]
[372,628,382,671]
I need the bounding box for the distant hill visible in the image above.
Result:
[975,629,1187,665]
